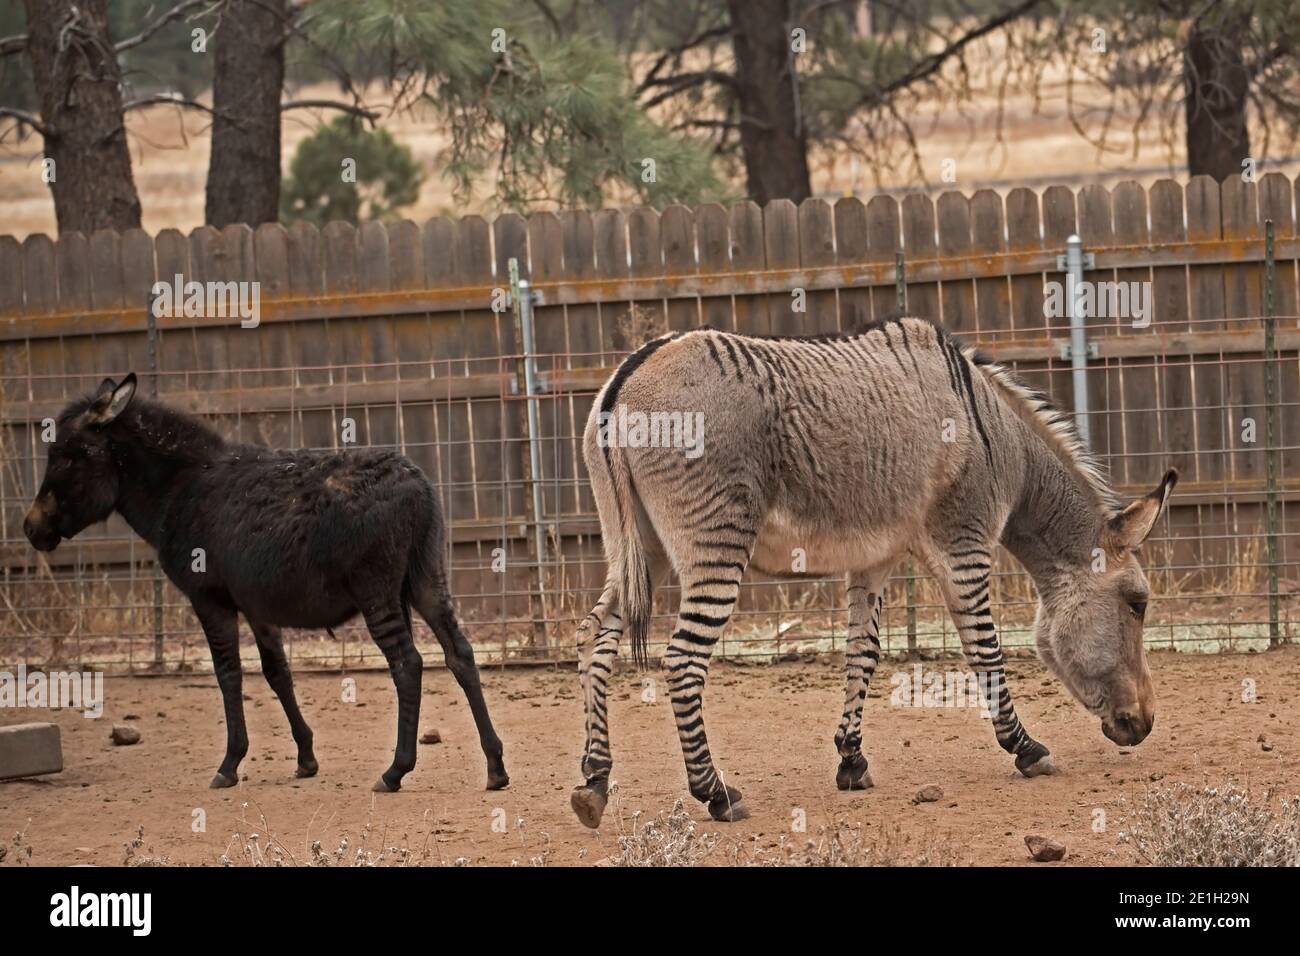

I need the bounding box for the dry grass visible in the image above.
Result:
[605,793,722,867]
[613,303,669,352]
[735,819,965,867]
[0,822,34,866]
[206,801,552,867]
[1120,782,1300,867]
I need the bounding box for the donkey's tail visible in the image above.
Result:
[604,439,653,669]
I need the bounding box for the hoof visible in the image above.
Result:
[295,759,319,779]
[571,784,608,829]
[1018,754,1058,777]
[836,753,873,791]
[209,772,238,789]
[372,775,401,793]
[486,769,510,791]
[1015,742,1058,778]
[706,785,748,822]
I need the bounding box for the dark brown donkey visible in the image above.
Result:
[23,374,508,793]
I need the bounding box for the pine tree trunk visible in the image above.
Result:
[205,0,286,227]
[726,0,812,204]
[22,0,141,233]
[1183,17,1251,183]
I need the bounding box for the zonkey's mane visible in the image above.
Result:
[964,346,1119,514]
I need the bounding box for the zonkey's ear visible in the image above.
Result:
[86,372,138,426]
[1105,468,1177,552]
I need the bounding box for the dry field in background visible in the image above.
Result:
[4,44,1299,240]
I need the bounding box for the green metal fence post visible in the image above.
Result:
[1263,220,1280,645]
[897,252,918,659]
[146,290,164,672]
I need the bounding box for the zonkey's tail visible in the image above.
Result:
[602,438,653,668]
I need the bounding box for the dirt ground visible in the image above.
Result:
[1,647,1297,866]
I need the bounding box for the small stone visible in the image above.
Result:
[1025,834,1067,862]
[110,725,141,746]
[419,730,442,745]
[1149,771,1165,781]
[1261,740,1274,752]
[123,713,141,721]
[912,785,943,804]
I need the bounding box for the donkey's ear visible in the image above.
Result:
[1105,468,1177,552]
[87,373,137,426]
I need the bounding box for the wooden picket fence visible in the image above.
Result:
[1,172,1298,670]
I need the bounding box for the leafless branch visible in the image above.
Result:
[281,99,380,122]
[122,93,218,115]
[113,0,214,54]
[0,106,52,137]
[854,0,1045,109]
[636,24,732,96]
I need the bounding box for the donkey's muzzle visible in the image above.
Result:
[1102,710,1152,746]
[23,506,60,552]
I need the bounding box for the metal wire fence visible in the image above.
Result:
[1,177,1297,673]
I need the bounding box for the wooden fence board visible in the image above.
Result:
[1112,181,1159,486]
[1221,177,1265,485]
[593,208,630,361]
[87,229,134,397]
[865,195,900,321]
[252,223,295,448]
[798,198,837,335]
[661,204,699,334]
[560,209,599,516]
[730,201,767,335]
[1185,176,1227,483]
[1148,180,1197,482]
[187,226,233,394]
[833,197,870,333]
[901,194,939,322]
[152,228,197,397]
[936,191,975,332]
[696,203,734,331]
[970,189,1009,338]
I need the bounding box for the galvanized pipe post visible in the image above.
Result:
[1061,234,1093,450]
[508,259,550,655]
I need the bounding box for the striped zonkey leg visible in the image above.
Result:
[572,582,620,828]
[667,569,747,821]
[940,549,1056,777]
[361,598,424,792]
[834,570,885,790]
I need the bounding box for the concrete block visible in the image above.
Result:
[0,722,63,780]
